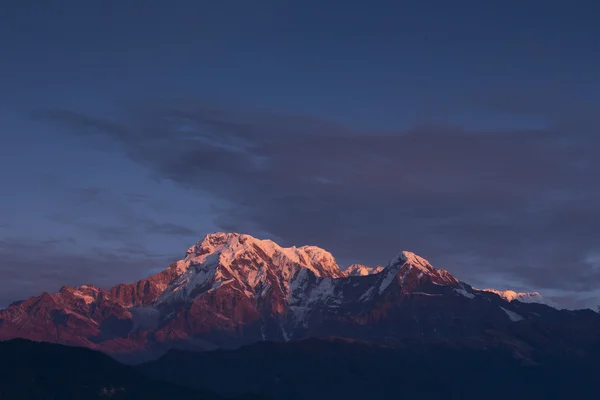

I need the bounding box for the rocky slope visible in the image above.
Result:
[0,232,593,361]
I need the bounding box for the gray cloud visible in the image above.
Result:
[0,181,203,305]
[0,238,175,307]
[32,99,600,307]
[46,184,198,244]
[146,221,197,237]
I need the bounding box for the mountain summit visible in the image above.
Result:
[0,232,572,361]
[480,288,558,308]
[343,264,384,277]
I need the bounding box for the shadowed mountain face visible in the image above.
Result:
[1,233,599,363]
[139,337,600,400]
[0,339,265,400]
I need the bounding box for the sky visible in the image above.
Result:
[1,0,600,309]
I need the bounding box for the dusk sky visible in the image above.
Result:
[1,0,599,309]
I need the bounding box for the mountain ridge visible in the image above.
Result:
[342,264,384,276]
[479,288,558,308]
[0,232,589,362]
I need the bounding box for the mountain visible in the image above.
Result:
[480,288,559,307]
[0,338,265,400]
[0,232,597,362]
[342,263,384,276]
[139,337,600,400]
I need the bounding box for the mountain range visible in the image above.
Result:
[0,232,597,364]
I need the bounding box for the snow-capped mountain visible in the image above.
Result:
[343,264,384,276]
[158,232,344,307]
[0,232,580,361]
[479,288,558,308]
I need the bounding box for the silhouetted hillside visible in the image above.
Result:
[140,337,600,400]
[0,339,266,400]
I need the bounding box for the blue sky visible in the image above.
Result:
[1,0,600,308]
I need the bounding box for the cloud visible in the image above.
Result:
[45,184,198,243]
[146,221,197,237]
[0,238,175,307]
[0,180,203,305]
[31,99,600,307]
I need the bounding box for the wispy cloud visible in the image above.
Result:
[0,238,176,306]
[31,98,600,308]
[45,184,198,243]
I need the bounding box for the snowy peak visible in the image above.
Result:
[384,250,437,275]
[375,250,459,295]
[386,250,453,280]
[58,285,101,305]
[296,245,343,278]
[396,251,436,272]
[481,289,557,308]
[159,232,346,305]
[343,264,384,277]
[185,232,243,257]
[482,289,540,302]
[184,233,343,277]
